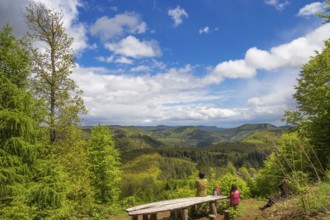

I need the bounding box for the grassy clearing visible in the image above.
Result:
[111,182,330,220]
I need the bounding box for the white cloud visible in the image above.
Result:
[0,0,28,37]
[265,0,289,11]
[206,23,330,84]
[97,56,114,63]
[168,6,188,26]
[105,35,161,58]
[90,13,146,40]
[212,60,256,79]
[187,106,238,120]
[0,0,89,52]
[246,69,298,117]
[199,26,210,34]
[115,56,133,64]
[298,2,326,17]
[246,24,330,69]
[131,65,152,72]
[72,64,222,124]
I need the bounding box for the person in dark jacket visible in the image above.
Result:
[259,178,289,210]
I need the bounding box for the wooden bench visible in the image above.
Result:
[126,195,227,220]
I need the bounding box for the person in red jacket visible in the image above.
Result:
[229,184,240,209]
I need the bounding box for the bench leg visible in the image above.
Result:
[150,213,157,220]
[170,210,181,219]
[131,215,138,220]
[224,210,230,220]
[209,201,217,216]
[181,208,188,220]
[142,214,149,220]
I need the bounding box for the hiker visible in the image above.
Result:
[196,172,208,197]
[259,178,289,211]
[213,186,222,196]
[229,184,240,208]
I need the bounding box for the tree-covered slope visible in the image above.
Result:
[80,123,285,151]
[241,129,283,145]
[144,126,220,148]
[81,125,166,151]
[211,123,281,142]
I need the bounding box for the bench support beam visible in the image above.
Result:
[181,208,188,220]
[209,201,217,216]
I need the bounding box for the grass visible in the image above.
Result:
[110,181,330,220]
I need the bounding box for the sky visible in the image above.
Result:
[1,0,330,128]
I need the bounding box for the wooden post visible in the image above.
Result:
[131,215,138,220]
[181,208,189,220]
[150,213,157,220]
[142,214,149,220]
[209,201,217,216]
[209,214,216,220]
[171,210,182,219]
[224,210,230,220]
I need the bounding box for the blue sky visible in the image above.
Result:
[1,0,330,127]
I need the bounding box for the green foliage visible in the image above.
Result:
[296,182,330,216]
[0,24,69,219]
[284,39,330,171]
[242,130,283,145]
[0,25,30,88]
[163,180,195,200]
[87,126,121,205]
[0,203,35,220]
[225,162,237,176]
[0,23,35,206]
[216,174,250,199]
[81,123,283,150]
[228,206,240,220]
[254,132,324,197]
[27,154,69,216]
[318,0,330,22]
[112,126,166,151]
[121,153,162,202]
[238,167,254,194]
[159,157,195,180]
[56,125,94,214]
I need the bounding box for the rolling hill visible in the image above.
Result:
[80,123,286,151]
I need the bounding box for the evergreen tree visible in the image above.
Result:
[0,24,39,205]
[0,24,70,220]
[87,126,122,205]
[24,2,86,143]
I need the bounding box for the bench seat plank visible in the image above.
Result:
[127,196,227,216]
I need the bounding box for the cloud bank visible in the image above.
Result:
[73,23,330,126]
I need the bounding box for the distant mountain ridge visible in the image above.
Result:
[80,123,285,151]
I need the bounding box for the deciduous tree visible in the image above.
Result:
[25,2,86,143]
[284,40,330,171]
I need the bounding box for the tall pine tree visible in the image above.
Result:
[87,126,122,205]
[0,24,69,219]
[0,24,40,206]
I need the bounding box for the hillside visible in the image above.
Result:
[80,123,285,151]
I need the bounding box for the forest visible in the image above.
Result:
[1,1,330,220]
